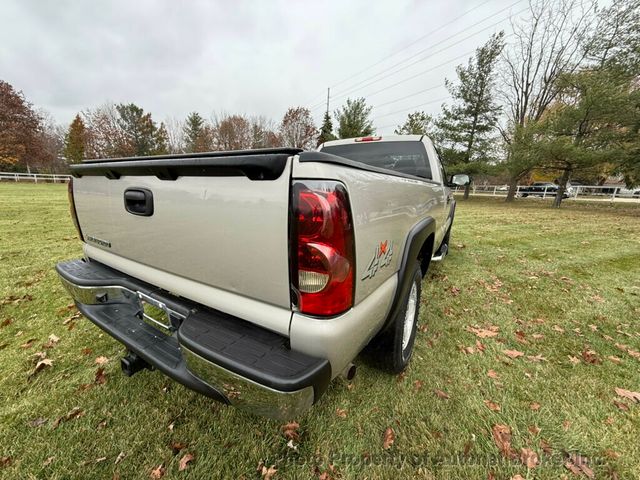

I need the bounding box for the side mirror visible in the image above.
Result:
[449,174,470,187]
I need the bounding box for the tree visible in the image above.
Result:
[534,68,640,207]
[213,114,253,150]
[152,122,169,156]
[115,103,160,157]
[335,98,374,138]
[183,112,214,153]
[0,80,43,170]
[395,111,434,135]
[437,32,505,199]
[279,107,317,149]
[83,103,125,159]
[498,0,597,201]
[250,116,281,148]
[63,114,87,163]
[317,111,336,145]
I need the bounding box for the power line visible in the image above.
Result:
[329,0,497,90]
[328,7,526,104]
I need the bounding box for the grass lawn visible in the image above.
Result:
[0,183,639,479]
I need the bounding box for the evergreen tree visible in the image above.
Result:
[114,103,162,157]
[63,114,86,163]
[436,33,504,199]
[394,111,433,135]
[317,112,336,145]
[183,112,206,153]
[335,98,374,139]
[152,122,169,156]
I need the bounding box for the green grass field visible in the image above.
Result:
[1,183,639,479]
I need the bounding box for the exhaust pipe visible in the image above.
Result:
[342,362,357,381]
[121,351,151,377]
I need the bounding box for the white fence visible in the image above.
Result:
[453,184,640,202]
[0,172,71,183]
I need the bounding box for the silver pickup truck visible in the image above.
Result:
[56,134,462,419]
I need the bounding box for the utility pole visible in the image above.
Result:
[325,87,330,116]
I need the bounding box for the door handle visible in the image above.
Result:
[124,188,154,216]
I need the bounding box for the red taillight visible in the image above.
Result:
[354,136,382,142]
[67,178,84,241]
[291,181,355,316]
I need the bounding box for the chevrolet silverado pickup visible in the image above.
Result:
[56,134,460,419]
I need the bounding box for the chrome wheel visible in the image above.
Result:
[401,282,418,351]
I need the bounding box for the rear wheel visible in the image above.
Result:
[378,261,422,373]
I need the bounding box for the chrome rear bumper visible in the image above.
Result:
[57,259,329,419]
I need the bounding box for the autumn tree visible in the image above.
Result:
[335,98,374,139]
[250,116,281,148]
[63,114,87,163]
[437,32,504,199]
[279,107,317,149]
[317,112,336,146]
[395,111,434,135]
[0,80,43,170]
[213,114,253,150]
[498,0,597,201]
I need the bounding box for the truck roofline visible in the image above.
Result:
[319,134,429,149]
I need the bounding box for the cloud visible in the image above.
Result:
[0,0,520,133]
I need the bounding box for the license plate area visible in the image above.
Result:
[137,291,183,333]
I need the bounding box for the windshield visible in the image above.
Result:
[322,141,432,179]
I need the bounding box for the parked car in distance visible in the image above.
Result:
[56,134,456,419]
[518,182,573,198]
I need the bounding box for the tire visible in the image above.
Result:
[378,261,422,373]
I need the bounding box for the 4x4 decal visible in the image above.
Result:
[362,240,394,280]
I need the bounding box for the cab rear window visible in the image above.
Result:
[322,141,432,179]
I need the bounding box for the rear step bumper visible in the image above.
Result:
[55,258,331,419]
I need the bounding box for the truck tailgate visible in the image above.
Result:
[70,151,298,334]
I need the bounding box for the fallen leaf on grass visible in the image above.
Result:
[528,425,541,435]
[29,358,53,378]
[487,370,499,379]
[492,424,515,458]
[42,334,60,349]
[52,407,84,429]
[581,350,600,365]
[467,325,499,338]
[1,456,12,468]
[568,356,580,365]
[540,439,552,455]
[553,325,565,333]
[614,387,640,402]
[20,339,37,349]
[335,408,347,418]
[476,341,486,353]
[565,454,594,479]
[449,286,461,296]
[94,356,109,366]
[382,427,395,450]
[503,349,524,359]
[95,367,107,385]
[530,402,541,411]
[613,400,629,412]
[259,464,277,480]
[281,421,300,440]
[0,318,12,328]
[178,453,194,471]
[150,464,165,479]
[511,476,526,480]
[43,456,54,467]
[434,389,450,399]
[81,347,93,356]
[520,448,539,469]
[484,400,501,412]
[531,333,544,340]
[170,442,187,454]
[286,439,298,452]
[115,452,125,465]
[562,420,571,431]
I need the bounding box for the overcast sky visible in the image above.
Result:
[1,0,534,135]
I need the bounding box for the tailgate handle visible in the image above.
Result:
[124,188,154,216]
